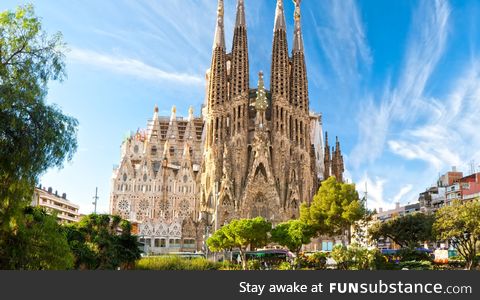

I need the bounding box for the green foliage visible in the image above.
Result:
[276,261,294,270]
[330,244,380,270]
[398,260,432,270]
[0,4,77,268]
[434,200,480,270]
[397,247,432,262]
[1,206,74,270]
[65,214,141,269]
[246,259,262,270]
[300,176,364,238]
[270,220,315,255]
[297,252,328,270]
[207,217,272,270]
[135,256,220,271]
[369,213,435,248]
[218,260,242,270]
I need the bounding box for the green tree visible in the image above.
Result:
[434,200,480,270]
[369,213,435,249]
[300,176,364,242]
[65,214,141,270]
[2,206,74,269]
[207,217,272,270]
[270,220,315,256]
[0,4,77,269]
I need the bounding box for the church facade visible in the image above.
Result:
[109,0,344,254]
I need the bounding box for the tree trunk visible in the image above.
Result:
[466,259,473,270]
[240,249,247,270]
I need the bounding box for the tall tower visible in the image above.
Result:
[200,0,325,225]
[202,0,228,215]
[229,0,250,198]
[333,136,345,182]
[289,0,313,203]
[270,0,291,208]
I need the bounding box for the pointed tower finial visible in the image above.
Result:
[163,139,170,159]
[183,143,191,158]
[188,106,194,121]
[255,71,268,111]
[293,0,304,53]
[153,104,159,120]
[213,0,226,49]
[235,0,246,28]
[170,105,177,121]
[274,0,286,31]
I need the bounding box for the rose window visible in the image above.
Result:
[139,199,149,211]
[158,201,170,211]
[118,199,130,212]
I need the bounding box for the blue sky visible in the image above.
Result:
[2,0,480,214]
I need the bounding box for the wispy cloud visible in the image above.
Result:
[308,0,371,85]
[393,184,413,203]
[351,0,451,167]
[68,47,203,85]
[357,175,387,210]
[388,60,480,171]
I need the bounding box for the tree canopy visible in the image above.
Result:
[300,176,365,240]
[434,200,480,270]
[65,214,141,270]
[0,206,74,269]
[207,217,271,270]
[369,213,435,249]
[0,4,78,268]
[270,219,315,255]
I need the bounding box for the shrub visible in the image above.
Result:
[135,256,220,270]
[276,262,294,270]
[299,252,327,270]
[397,248,432,262]
[398,260,432,270]
[218,261,242,271]
[246,259,262,270]
[331,244,379,270]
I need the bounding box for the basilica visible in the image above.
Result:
[109,0,344,254]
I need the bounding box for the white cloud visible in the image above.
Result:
[310,0,372,83]
[351,0,450,167]
[388,60,480,172]
[356,175,387,211]
[68,47,203,85]
[393,184,413,204]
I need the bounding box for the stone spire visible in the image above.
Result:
[323,132,331,180]
[334,136,345,182]
[213,0,225,50]
[292,0,304,53]
[188,106,194,122]
[255,72,268,112]
[274,0,286,31]
[235,0,246,28]
[271,0,289,101]
[207,0,228,112]
[230,0,249,99]
[290,0,308,113]
[170,105,177,122]
[153,104,159,120]
[255,71,268,129]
